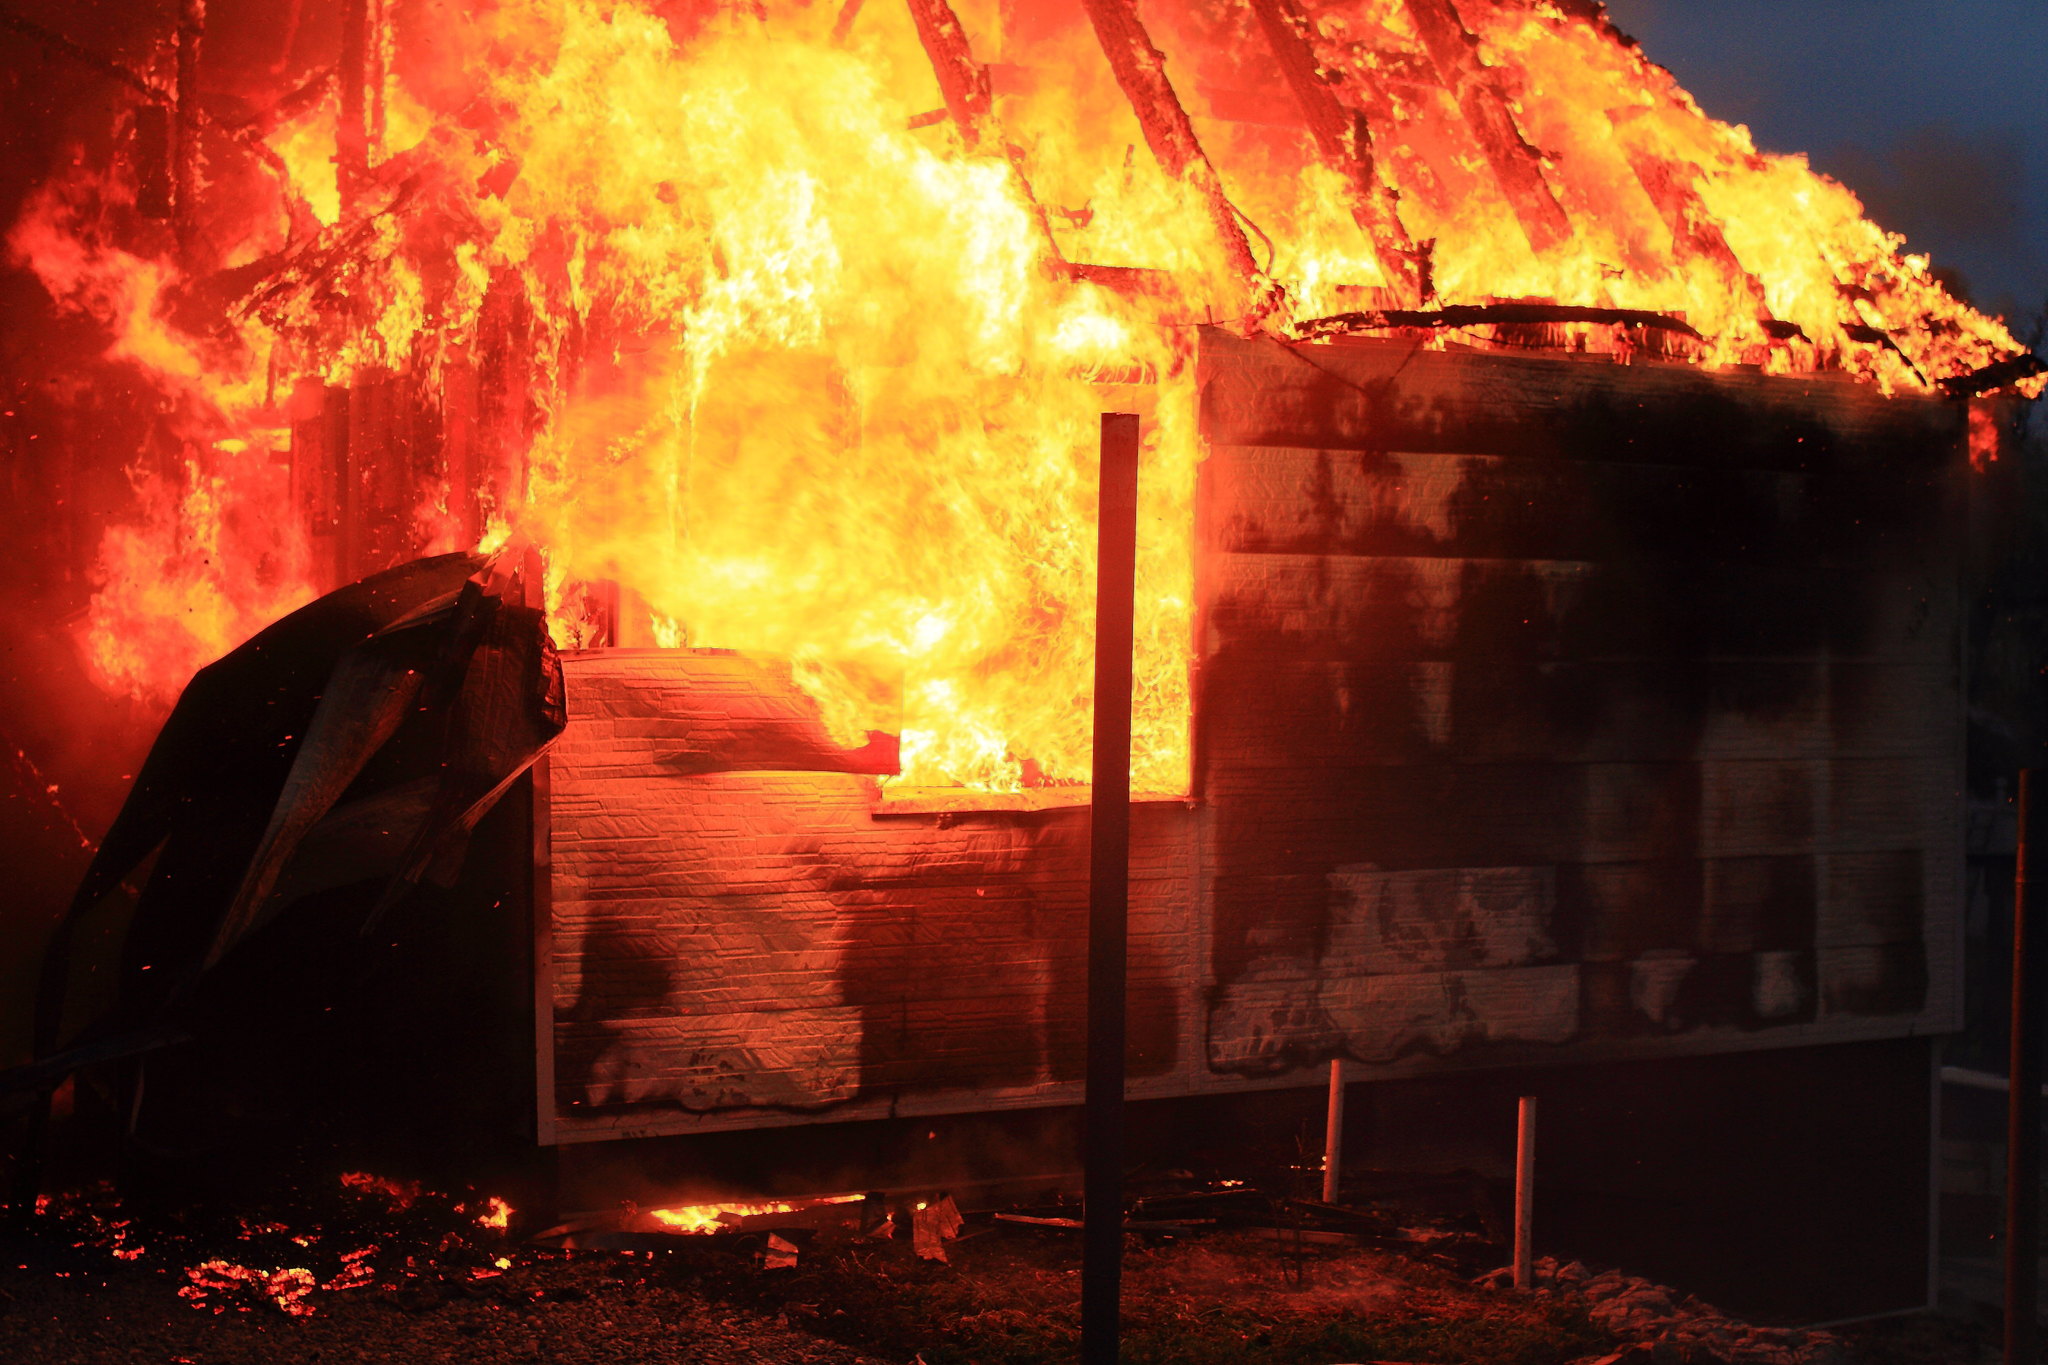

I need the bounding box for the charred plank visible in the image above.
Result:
[1078,0,1265,288]
[1938,352,2047,399]
[1399,0,1572,253]
[903,0,1066,266]
[1295,302,1701,341]
[1245,0,1422,304]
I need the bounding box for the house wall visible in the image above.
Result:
[1196,330,1964,1076]
[544,331,1965,1143]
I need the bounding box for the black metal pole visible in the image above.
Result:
[1081,412,1140,1365]
[2008,768,2043,1365]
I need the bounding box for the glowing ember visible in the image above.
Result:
[475,1197,514,1230]
[179,1259,319,1316]
[645,1193,862,1234]
[10,0,2037,792]
[338,1172,422,1208]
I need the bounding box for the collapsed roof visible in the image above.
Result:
[7,0,2040,796]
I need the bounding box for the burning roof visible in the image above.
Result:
[7,0,2038,795]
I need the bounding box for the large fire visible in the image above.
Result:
[10,0,2037,794]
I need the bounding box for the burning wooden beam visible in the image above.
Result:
[1399,0,1572,254]
[337,0,369,212]
[337,0,388,214]
[1607,109,1776,329]
[1294,300,1702,342]
[903,0,1067,268]
[1245,0,1423,305]
[1078,0,1266,290]
[173,0,205,262]
[830,0,866,43]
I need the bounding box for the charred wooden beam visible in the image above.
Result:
[1607,109,1778,326]
[173,0,204,263]
[238,176,425,322]
[1939,352,2048,399]
[367,0,387,155]
[1399,0,1571,254]
[904,0,995,148]
[1840,321,1929,386]
[1245,0,1422,305]
[338,0,370,213]
[1295,301,1702,341]
[136,104,174,219]
[1618,143,1753,288]
[1078,0,1265,288]
[0,10,158,99]
[831,0,867,43]
[903,0,1066,267]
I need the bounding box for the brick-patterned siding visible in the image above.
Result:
[550,651,1200,1137]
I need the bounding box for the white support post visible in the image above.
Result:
[1322,1058,1346,1204]
[1513,1094,1537,1290]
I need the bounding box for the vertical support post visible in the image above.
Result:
[337,0,369,214]
[1321,1058,1347,1204]
[1082,413,1141,1365]
[332,387,358,586]
[172,0,205,264]
[2007,770,2043,1365]
[1513,1094,1537,1290]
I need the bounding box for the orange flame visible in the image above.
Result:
[645,1192,862,1233]
[338,1172,421,1207]
[12,0,2036,793]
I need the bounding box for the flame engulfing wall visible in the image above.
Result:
[6,0,2034,795]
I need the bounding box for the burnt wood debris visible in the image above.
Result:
[10,553,565,1196]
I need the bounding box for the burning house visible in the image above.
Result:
[5,0,2043,1326]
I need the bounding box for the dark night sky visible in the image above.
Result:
[1603,0,2046,337]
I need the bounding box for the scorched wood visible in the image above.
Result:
[903,0,1066,268]
[1078,0,1265,290]
[1245,0,1423,304]
[1399,0,1572,253]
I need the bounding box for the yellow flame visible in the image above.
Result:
[10,0,2034,793]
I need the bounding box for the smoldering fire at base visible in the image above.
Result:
[0,0,2040,1356]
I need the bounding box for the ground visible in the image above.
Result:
[0,1180,2002,1365]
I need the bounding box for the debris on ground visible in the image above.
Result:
[1481,1256,1845,1365]
[0,1172,1993,1364]
[910,1196,964,1263]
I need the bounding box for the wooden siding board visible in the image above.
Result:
[1197,660,1952,766]
[550,652,1203,1131]
[1192,335,1961,1081]
[1201,554,1958,664]
[547,334,1964,1139]
[1195,330,1963,473]
[1206,447,1826,563]
[1200,758,1949,866]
